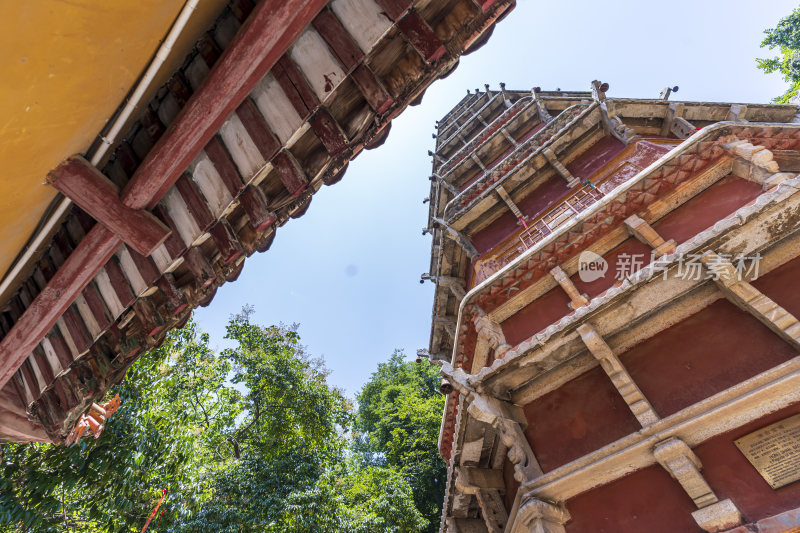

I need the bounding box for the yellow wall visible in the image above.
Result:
[0,0,227,283]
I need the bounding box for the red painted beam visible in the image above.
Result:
[0,226,120,390]
[121,0,328,211]
[396,10,447,64]
[47,156,170,256]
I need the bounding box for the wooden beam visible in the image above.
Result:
[121,0,329,211]
[47,156,170,256]
[0,226,120,390]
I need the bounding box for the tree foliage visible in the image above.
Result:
[355,350,447,532]
[0,311,439,532]
[758,6,800,103]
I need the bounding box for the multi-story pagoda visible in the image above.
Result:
[423,82,800,532]
[0,0,514,443]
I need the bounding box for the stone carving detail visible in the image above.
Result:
[653,437,743,532]
[592,80,639,145]
[543,148,578,187]
[700,251,800,350]
[474,314,511,357]
[624,215,676,256]
[510,495,571,533]
[454,466,508,533]
[577,324,659,427]
[721,138,792,189]
[550,266,588,309]
[441,362,543,483]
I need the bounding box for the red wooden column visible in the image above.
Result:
[48,156,170,256]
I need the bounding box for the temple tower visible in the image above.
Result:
[423,82,800,532]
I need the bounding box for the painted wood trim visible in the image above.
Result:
[120,0,330,211]
[235,98,281,163]
[0,225,120,390]
[396,10,446,63]
[272,151,309,197]
[312,9,364,71]
[47,156,170,256]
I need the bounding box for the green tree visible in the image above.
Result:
[758,6,800,103]
[355,350,446,532]
[0,312,431,533]
[0,320,231,532]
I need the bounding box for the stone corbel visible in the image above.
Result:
[495,185,525,220]
[455,467,508,533]
[509,495,571,533]
[577,324,660,427]
[439,276,467,301]
[591,81,639,145]
[542,148,579,187]
[433,217,479,259]
[653,437,742,532]
[624,215,676,256]
[660,102,696,139]
[550,266,588,309]
[472,313,511,371]
[700,251,800,350]
[441,362,543,483]
[721,139,793,190]
[727,104,748,122]
[532,87,553,123]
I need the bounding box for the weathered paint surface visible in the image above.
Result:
[523,365,641,472]
[620,299,795,418]
[565,463,702,533]
[695,402,800,524]
[0,0,228,280]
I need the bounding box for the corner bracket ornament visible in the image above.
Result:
[653,437,742,532]
[440,362,543,483]
[591,80,639,145]
[510,495,571,533]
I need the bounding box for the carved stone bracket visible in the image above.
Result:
[510,495,571,533]
[533,89,553,123]
[455,466,508,533]
[577,324,660,427]
[441,362,543,484]
[624,214,676,256]
[550,266,588,309]
[653,437,742,532]
[496,185,525,220]
[591,81,639,145]
[722,139,789,188]
[700,251,800,350]
[433,217,479,259]
[542,148,578,187]
[473,313,511,370]
[660,102,695,139]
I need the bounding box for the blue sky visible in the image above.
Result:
[194,0,798,398]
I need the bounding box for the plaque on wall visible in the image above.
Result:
[735,413,800,489]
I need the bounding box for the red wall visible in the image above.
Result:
[566,136,626,180]
[653,175,762,245]
[570,236,652,299]
[501,286,571,346]
[753,254,800,319]
[620,299,795,418]
[695,402,800,523]
[523,365,641,472]
[565,463,702,533]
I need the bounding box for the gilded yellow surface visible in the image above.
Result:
[0,0,227,283]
